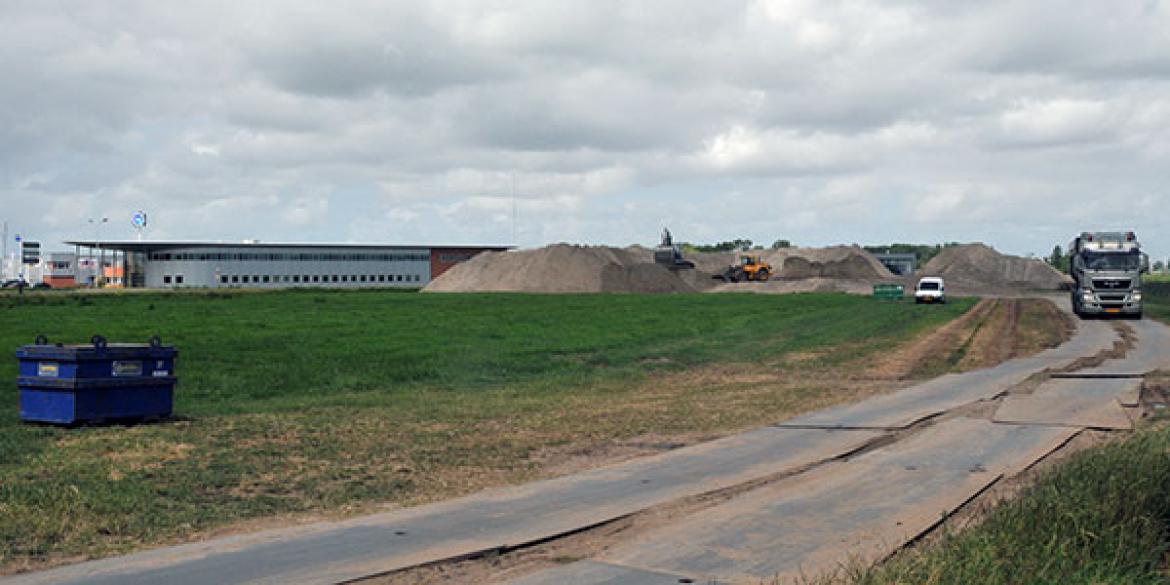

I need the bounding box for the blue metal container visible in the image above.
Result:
[16,335,178,425]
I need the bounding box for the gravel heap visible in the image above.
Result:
[918,243,1070,292]
[423,244,698,293]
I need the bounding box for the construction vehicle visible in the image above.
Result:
[1069,231,1148,318]
[713,254,773,283]
[653,228,695,270]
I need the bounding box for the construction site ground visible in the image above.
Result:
[10,295,1168,585]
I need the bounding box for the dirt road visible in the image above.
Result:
[5,303,1166,585]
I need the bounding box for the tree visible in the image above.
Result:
[771,239,792,249]
[684,238,754,253]
[1045,244,1070,272]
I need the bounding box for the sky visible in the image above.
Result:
[2,1,1169,261]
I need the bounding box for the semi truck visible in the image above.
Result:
[1069,231,1148,318]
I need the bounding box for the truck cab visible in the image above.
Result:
[1069,231,1147,318]
[914,276,946,304]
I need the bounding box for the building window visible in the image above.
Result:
[163,275,172,284]
[378,275,386,282]
[283,275,290,283]
[359,275,367,283]
[253,275,260,283]
[332,275,339,283]
[175,275,184,285]
[395,275,402,282]
[242,276,249,283]
[312,275,320,283]
[232,275,239,283]
[263,275,271,283]
[341,275,348,283]
[220,276,229,284]
[292,275,300,283]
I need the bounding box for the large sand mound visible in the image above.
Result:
[426,243,896,294]
[918,243,1069,292]
[758,245,894,279]
[424,244,697,293]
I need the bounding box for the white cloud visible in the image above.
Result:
[1,1,1169,259]
[995,98,1114,147]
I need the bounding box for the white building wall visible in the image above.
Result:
[143,246,432,288]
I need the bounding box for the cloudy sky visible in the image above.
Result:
[3,1,1169,259]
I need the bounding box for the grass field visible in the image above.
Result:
[0,289,980,570]
[851,423,1170,585]
[1143,279,1170,323]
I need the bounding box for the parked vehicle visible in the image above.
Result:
[2,279,29,289]
[914,277,946,304]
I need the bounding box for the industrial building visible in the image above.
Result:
[873,252,917,276]
[61,241,509,289]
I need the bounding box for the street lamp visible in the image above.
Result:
[88,217,108,286]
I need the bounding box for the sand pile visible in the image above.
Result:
[758,245,893,280]
[918,243,1070,292]
[426,243,896,295]
[424,244,697,293]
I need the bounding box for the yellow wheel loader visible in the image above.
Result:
[713,254,773,283]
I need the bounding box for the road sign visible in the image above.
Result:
[132,211,147,228]
[21,241,40,265]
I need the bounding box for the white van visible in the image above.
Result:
[915,277,946,304]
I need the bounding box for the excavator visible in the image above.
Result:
[713,254,773,283]
[653,228,696,270]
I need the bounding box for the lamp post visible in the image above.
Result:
[88,217,108,286]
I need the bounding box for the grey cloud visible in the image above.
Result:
[3,1,1170,260]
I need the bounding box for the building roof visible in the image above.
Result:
[64,240,513,252]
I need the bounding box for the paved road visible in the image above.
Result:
[511,420,1076,585]
[6,309,1165,585]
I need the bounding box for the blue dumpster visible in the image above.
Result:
[17,335,178,425]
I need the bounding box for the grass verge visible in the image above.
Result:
[848,424,1170,585]
[0,289,980,571]
[1143,279,1170,323]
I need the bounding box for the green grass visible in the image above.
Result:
[851,425,1170,585]
[0,289,974,569]
[1143,279,1170,323]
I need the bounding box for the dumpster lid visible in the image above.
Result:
[16,335,178,360]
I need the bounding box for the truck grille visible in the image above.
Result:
[1093,278,1131,290]
[1098,294,1126,302]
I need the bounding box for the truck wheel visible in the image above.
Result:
[757,268,770,281]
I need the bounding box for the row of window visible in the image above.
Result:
[150,252,429,262]
[160,274,421,285]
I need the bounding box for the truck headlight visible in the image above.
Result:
[1132,290,1142,302]
[1082,289,1094,302]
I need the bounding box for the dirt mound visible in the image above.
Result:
[424,244,697,293]
[919,243,1070,292]
[759,245,893,279]
[426,243,895,294]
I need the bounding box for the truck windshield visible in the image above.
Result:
[1082,251,1140,270]
[918,282,940,291]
